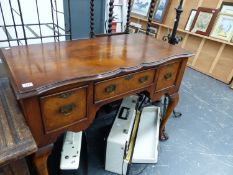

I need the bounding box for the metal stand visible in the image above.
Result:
[162,0,184,44]
[173,110,182,118]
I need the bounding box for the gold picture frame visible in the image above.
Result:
[210,14,233,42]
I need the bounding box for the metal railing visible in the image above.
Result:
[0,0,72,47]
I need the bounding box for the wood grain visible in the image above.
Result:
[40,86,88,134]
[211,45,233,83]
[0,159,30,175]
[0,78,37,166]
[195,40,221,74]
[94,69,155,102]
[1,34,192,99]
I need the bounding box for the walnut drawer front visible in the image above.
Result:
[155,61,181,91]
[40,86,87,133]
[94,69,154,102]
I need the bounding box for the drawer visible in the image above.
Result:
[40,86,87,133]
[95,69,154,102]
[155,61,181,91]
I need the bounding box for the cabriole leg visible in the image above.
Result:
[32,144,54,175]
[159,93,179,141]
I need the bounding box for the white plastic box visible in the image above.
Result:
[132,106,160,163]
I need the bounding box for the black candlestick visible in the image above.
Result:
[163,0,184,45]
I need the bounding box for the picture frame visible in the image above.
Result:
[190,7,219,36]
[128,25,140,34]
[184,9,197,31]
[153,0,171,23]
[210,14,233,42]
[131,0,151,18]
[138,28,156,37]
[220,2,233,15]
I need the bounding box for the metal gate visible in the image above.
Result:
[0,0,72,47]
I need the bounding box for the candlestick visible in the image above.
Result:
[163,0,184,45]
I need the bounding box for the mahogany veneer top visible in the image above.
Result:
[1,34,192,99]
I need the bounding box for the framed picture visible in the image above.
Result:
[129,22,142,29]
[190,7,219,36]
[149,27,158,35]
[210,14,233,42]
[128,25,140,33]
[138,28,156,37]
[131,0,151,17]
[184,9,197,31]
[153,0,171,23]
[220,2,233,15]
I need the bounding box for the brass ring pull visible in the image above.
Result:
[57,92,73,98]
[139,76,148,83]
[164,72,172,80]
[105,84,116,93]
[60,103,76,116]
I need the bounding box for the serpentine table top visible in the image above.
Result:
[1,34,192,100]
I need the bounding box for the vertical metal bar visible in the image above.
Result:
[17,0,27,45]
[0,1,11,47]
[35,0,43,43]
[50,0,56,41]
[8,0,19,45]
[68,0,72,40]
[54,0,60,41]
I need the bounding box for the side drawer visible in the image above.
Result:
[40,86,87,133]
[155,61,181,91]
[94,69,154,102]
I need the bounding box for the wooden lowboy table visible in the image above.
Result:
[1,34,193,175]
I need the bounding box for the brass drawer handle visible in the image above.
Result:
[59,103,76,116]
[57,92,73,98]
[164,72,172,80]
[139,76,148,83]
[125,74,133,80]
[105,84,116,93]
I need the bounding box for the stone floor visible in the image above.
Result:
[87,68,233,175]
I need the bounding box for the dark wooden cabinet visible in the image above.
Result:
[1,34,193,175]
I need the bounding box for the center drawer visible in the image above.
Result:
[40,86,87,133]
[94,69,154,102]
